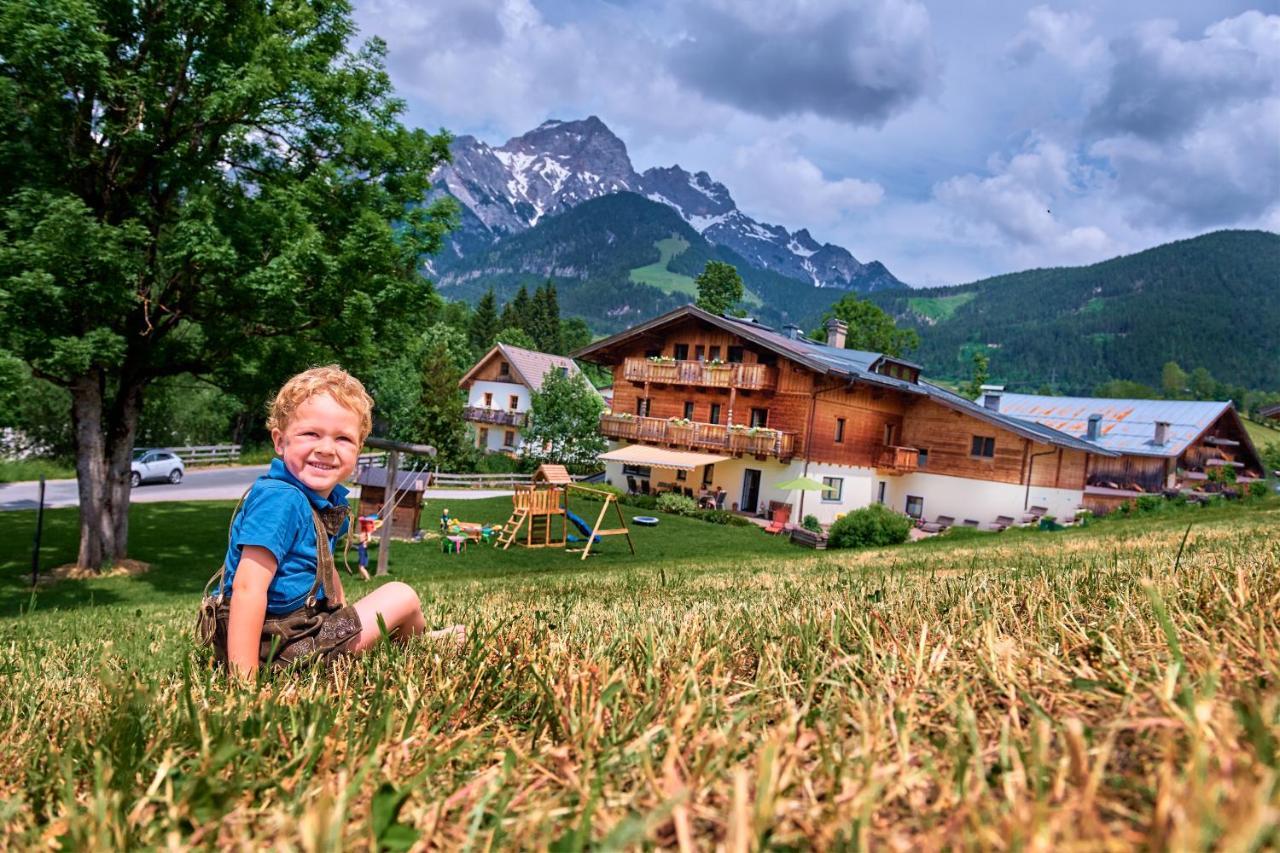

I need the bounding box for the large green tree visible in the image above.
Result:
[523,370,605,470]
[812,294,921,357]
[468,288,500,356]
[694,261,744,316]
[0,0,455,568]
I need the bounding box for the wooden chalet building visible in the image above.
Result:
[991,391,1267,512]
[458,343,597,455]
[573,305,1111,526]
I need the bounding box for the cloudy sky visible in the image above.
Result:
[352,0,1279,286]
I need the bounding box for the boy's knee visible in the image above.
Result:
[385,581,421,607]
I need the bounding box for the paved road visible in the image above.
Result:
[0,465,512,511]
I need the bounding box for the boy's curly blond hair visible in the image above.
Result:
[266,365,374,442]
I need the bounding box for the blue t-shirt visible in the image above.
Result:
[222,458,350,614]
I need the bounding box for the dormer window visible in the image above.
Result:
[498,361,510,377]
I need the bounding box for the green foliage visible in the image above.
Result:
[1248,481,1269,498]
[136,376,240,449]
[812,294,920,357]
[469,289,501,356]
[694,260,745,316]
[656,492,698,516]
[827,504,913,549]
[1161,361,1189,398]
[802,514,823,534]
[416,336,470,469]
[560,318,593,356]
[1093,379,1160,399]
[523,370,605,469]
[959,350,990,400]
[494,327,537,350]
[871,230,1280,393]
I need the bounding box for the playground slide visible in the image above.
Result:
[565,510,601,543]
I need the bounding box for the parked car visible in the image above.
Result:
[131,448,185,487]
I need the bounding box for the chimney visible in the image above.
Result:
[783,323,803,340]
[825,318,847,349]
[980,384,1004,411]
[1154,421,1169,446]
[1086,414,1102,441]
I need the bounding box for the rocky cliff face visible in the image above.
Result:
[431,116,904,292]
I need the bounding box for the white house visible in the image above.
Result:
[458,343,595,455]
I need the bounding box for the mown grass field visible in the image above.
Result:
[1,497,1277,848]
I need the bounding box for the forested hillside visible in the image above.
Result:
[431,192,839,332]
[874,230,1280,394]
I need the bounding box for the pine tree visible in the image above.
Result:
[500,286,533,345]
[540,281,564,353]
[417,339,470,469]
[470,288,500,356]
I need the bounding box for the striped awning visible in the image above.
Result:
[599,444,730,472]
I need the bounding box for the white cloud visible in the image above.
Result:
[719,137,884,230]
[1007,5,1106,69]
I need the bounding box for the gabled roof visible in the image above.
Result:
[995,393,1252,460]
[1262,403,1280,420]
[573,304,1113,456]
[355,467,431,491]
[459,343,592,394]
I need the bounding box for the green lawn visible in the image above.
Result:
[906,291,975,322]
[0,496,796,617]
[1,497,1276,847]
[628,235,763,307]
[1243,416,1280,450]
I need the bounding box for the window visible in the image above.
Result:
[509,395,519,410]
[750,407,769,428]
[876,482,886,504]
[675,469,687,481]
[503,430,516,447]
[483,392,493,407]
[883,423,896,446]
[674,343,689,360]
[635,397,650,416]
[822,477,843,503]
[478,427,489,446]
[694,345,705,361]
[645,349,661,358]
[683,401,695,420]
[702,464,715,488]
[622,464,652,478]
[917,448,929,469]
[727,346,744,363]
[498,361,510,376]
[905,495,924,518]
[970,435,995,458]
[709,346,721,362]
[835,417,846,443]
[558,366,568,377]
[709,403,722,424]
[757,352,777,367]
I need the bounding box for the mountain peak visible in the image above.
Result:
[431,117,903,291]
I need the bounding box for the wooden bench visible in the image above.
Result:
[789,527,828,549]
[992,515,1016,531]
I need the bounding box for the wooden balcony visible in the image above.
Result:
[464,406,527,428]
[622,357,777,391]
[599,413,795,460]
[876,445,920,473]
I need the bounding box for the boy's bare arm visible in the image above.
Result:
[227,546,277,679]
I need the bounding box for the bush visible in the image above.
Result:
[827,504,912,550]
[622,494,659,511]
[1248,480,1269,499]
[656,492,698,516]
[577,482,625,503]
[695,508,754,527]
[801,514,822,534]
[1135,495,1165,513]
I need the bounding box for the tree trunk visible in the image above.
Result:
[70,370,145,571]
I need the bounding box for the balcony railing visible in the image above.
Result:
[600,413,795,459]
[877,445,920,473]
[464,406,527,428]
[622,358,777,391]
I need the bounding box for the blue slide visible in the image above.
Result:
[565,510,601,543]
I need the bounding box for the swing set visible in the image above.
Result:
[495,464,635,560]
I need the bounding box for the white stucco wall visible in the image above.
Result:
[881,470,1084,526]
[468,380,529,412]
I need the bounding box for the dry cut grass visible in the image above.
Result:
[0,508,1278,849]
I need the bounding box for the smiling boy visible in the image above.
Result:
[212,365,447,677]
